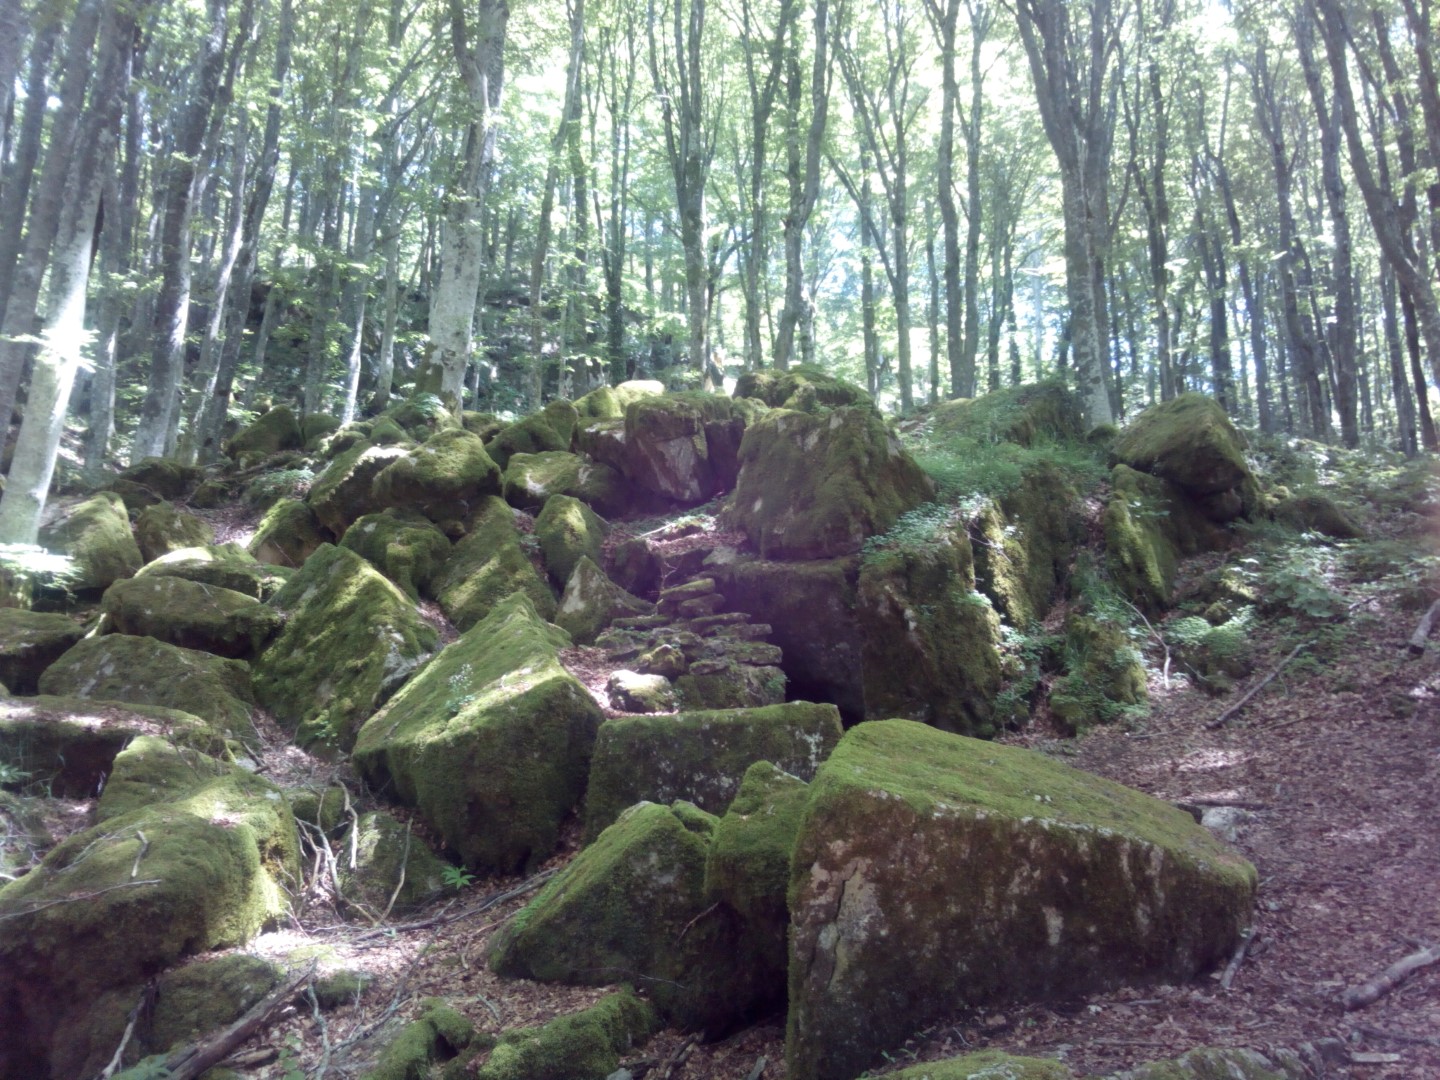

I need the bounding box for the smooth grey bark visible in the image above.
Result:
[598,10,637,384]
[1011,0,1118,426]
[419,0,508,409]
[0,0,140,542]
[0,1,99,443]
[924,0,965,396]
[0,0,25,142]
[0,15,61,320]
[774,0,831,370]
[131,0,231,460]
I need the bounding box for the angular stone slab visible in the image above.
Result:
[0,609,83,693]
[786,719,1257,1080]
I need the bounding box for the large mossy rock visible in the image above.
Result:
[0,697,218,799]
[733,365,870,413]
[554,556,652,645]
[135,543,286,600]
[473,989,658,1080]
[340,509,452,600]
[384,394,462,441]
[141,954,283,1058]
[247,497,331,568]
[95,733,234,822]
[432,495,556,631]
[252,544,437,750]
[337,811,452,917]
[1049,612,1148,730]
[108,457,204,509]
[727,406,933,559]
[490,800,743,1031]
[887,1052,1073,1080]
[101,575,282,659]
[583,701,843,841]
[1114,393,1255,516]
[362,997,476,1080]
[785,720,1257,1080]
[308,443,410,536]
[354,593,602,874]
[502,450,629,518]
[1114,1046,1311,1080]
[1104,464,1228,613]
[618,395,717,503]
[0,757,299,1080]
[930,381,1085,445]
[858,511,1003,737]
[133,501,214,563]
[486,400,579,469]
[38,492,142,594]
[370,428,502,524]
[709,552,866,722]
[225,405,304,459]
[972,458,1085,627]
[37,634,255,735]
[0,609,83,693]
[534,493,608,587]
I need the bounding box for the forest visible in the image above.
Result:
[0,0,1438,538]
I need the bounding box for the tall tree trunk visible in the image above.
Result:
[925,0,965,396]
[131,0,231,460]
[1381,262,1418,456]
[0,15,61,320]
[0,0,141,542]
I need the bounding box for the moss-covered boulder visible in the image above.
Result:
[0,608,83,692]
[38,492,142,593]
[1114,1046,1308,1080]
[583,701,842,841]
[785,720,1257,1080]
[703,761,810,1019]
[858,509,1003,736]
[486,400,579,469]
[37,634,254,735]
[0,761,299,1080]
[135,543,286,600]
[930,381,1085,445]
[573,384,627,420]
[108,457,205,509]
[141,954,284,1057]
[368,415,413,446]
[462,410,505,441]
[605,669,676,713]
[371,428,502,525]
[101,575,282,659]
[340,509,452,600]
[252,544,437,749]
[491,800,743,1031]
[502,450,630,518]
[302,412,343,450]
[1164,612,1256,695]
[247,497,331,568]
[709,552,866,721]
[362,998,476,1080]
[308,443,410,536]
[728,406,934,559]
[354,593,602,874]
[337,811,452,917]
[555,557,652,645]
[432,495,556,631]
[886,1052,1074,1080]
[534,494,608,588]
[226,405,304,459]
[1104,464,1230,613]
[1115,394,1256,517]
[131,501,213,561]
[0,697,218,799]
[618,395,718,504]
[734,365,869,413]
[473,989,658,1080]
[1274,491,1365,540]
[95,733,234,822]
[1049,613,1148,730]
[675,661,787,711]
[385,394,462,440]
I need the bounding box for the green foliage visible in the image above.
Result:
[0,544,80,608]
[1239,543,1347,620]
[440,865,476,890]
[244,466,314,507]
[860,502,961,565]
[0,759,31,787]
[910,432,1105,508]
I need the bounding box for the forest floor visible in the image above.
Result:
[41,495,1439,1080]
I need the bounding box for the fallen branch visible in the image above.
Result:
[156,962,316,1080]
[1121,598,1171,690]
[1341,942,1440,1011]
[1357,1026,1440,1048]
[1407,599,1440,656]
[1221,929,1257,990]
[744,1055,768,1080]
[98,985,154,1078]
[351,867,555,943]
[1207,643,1307,729]
[660,1035,698,1080]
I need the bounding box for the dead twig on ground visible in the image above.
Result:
[98,985,154,1078]
[351,867,555,943]
[1341,942,1440,1010]
[1207,644,1307,729]
[1407,598,1440,656]
[1358,1026,1440,1048]
[1221,929,1258,990]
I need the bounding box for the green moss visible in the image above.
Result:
[785,720,1256,1080]
[341,509,452,600]
[432,496,556,630]
[111,457,204,504]
[728,406,935,559]
[136,543,286,600]
[621,396,716,503]
[225,406,303,458]
[251,545,438,750]
[886,1050,1073,1079]
[371,428,502,525]
[38,492,142,593]
[463,411,505,441]
[1104,465,1182,613]
[302,412,342,450]
[1049,613,1148,731]
[555,556,651,645]
[534,494,608,587]
[288,784,349,835]
[385,394,461,440]
[574,385,626,420]
[313,969,375,1008]
[972,459,1084,627]
[145,954,283,1054]
[929,381,1084,446]
[353,593,601,874]
[474,989,657,1080]
[503,451,629,518]
[338,811,451,916]
[37,634,255,736]
[1114,393,1254,501]
[368,416,413,446]
[248,498,330,568]
[96,733,235,822]
[101,575,281,659]
[308,443,410,535]
[133,502,214,564]
[583,701,843,841]
[1122,1047,1292,1080]
[0,608,84,693]
[733,365,870,413]
[486,407,573,470]
[364,998,475,1080]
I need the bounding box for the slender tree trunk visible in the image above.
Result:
[0,16,61,320]
[1381,262,1418,455]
